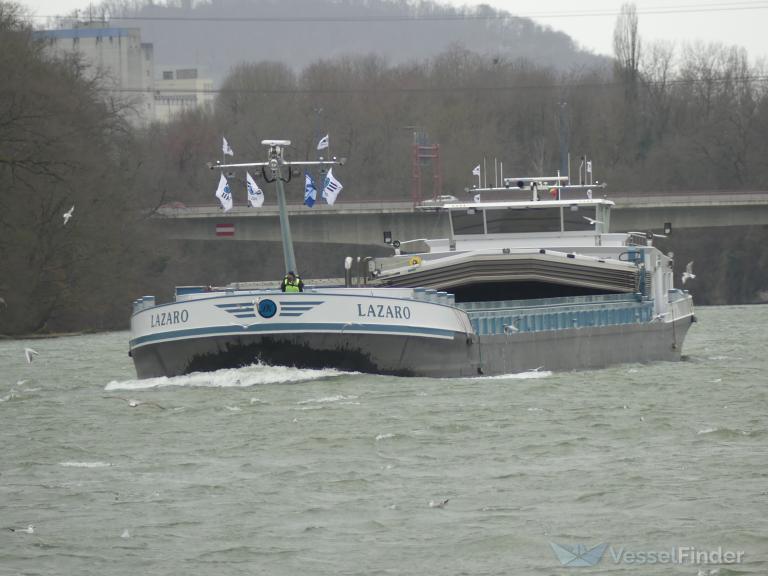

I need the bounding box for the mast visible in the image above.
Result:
[208,139,345,275]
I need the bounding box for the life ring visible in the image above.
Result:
[408,256,422,266]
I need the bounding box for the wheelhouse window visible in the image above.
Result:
[451,205,599,235]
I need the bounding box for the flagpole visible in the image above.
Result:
[274,170,297,275]
[209,140,345,277]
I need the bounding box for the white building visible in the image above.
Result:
[154,67,215,123]
[35,22,155,125]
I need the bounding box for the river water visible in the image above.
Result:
[1,305,766,575]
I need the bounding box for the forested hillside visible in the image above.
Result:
[90,0,606,83]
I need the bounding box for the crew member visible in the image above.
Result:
[281,271,304,293]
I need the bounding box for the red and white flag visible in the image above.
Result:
[216,223,235,237]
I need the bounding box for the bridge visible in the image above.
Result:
[155,191,768,248]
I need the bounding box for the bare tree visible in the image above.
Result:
[613,2,642,96]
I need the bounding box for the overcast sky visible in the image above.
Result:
[21,0,768,62]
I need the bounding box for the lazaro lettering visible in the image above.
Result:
[357,303,411,319]
[150,309,189,328]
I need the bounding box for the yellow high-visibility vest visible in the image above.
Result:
[283,276,302,292]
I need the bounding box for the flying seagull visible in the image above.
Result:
[582,216,604,226]
[62,205,74,225]
[682,261,696,285]
[103,396,166,410]
[24,348,39,364]
[8,525,34,534]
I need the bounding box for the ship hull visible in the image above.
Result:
[130,297,694,379]
[474,314,693,375]
[132,331,480,379]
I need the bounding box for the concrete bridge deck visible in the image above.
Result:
[155,191,768,246]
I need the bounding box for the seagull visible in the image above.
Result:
[582,216,604,225]
[9,525,34,534]
[429,499,449,508]
[682,261,696,284]
[62,205,74,225]
[103,396,166,410]
[24,348,39,364]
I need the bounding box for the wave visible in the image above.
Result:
[696,427,761,438]
[105,364,350,391]
[297,394,358,405]
[463,369,553,380]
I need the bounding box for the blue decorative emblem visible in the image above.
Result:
[258,299,277,318]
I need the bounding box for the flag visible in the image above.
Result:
[317,134,329,151]
[215,173,233,212]
[246,172,264,207]
[216,223,235,237]
[222,137,234,156]
[304,172,317,207]
[472,165,481,176]
[586,160,592,174]
[322,168,343,205]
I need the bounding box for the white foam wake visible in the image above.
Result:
[297,394,358,405]
[59,461,112,468]
[105,364,349,391]
[464,370,553,381]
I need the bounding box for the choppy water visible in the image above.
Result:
[1,306,766,576]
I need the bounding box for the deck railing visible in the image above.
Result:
[459,294,654,335]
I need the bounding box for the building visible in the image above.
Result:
[154,66,215,123]
[34,21,155,125]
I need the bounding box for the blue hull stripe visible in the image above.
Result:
[130,322,455,349]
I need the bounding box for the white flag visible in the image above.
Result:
[586,160,592,174]
[321,168,343,205]
[222,137,234,156]
[246,172,264,207]
[472,164,481,176]
[215,173,233,212]
[317,134,329,151]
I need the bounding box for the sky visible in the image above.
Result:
[20,0,768,62]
